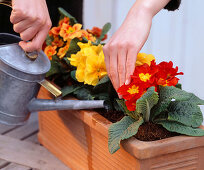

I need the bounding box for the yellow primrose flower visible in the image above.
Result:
[75,54,87,83]
[84,47,107,86]
[136,53,155,66]
[69,42,107,86]
[77,41,92,49]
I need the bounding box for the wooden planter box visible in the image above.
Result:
[38,87,204,170]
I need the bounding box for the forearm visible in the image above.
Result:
[128,0,171,18]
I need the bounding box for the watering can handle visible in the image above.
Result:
[39,80,62,98]
[0,0,38,61]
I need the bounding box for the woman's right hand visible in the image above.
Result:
[10,0,52,52]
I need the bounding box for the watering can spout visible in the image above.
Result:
[28,98,105,112]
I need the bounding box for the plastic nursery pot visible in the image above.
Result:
[37,86,204,170]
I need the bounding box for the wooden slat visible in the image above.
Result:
[24,133,39,144]
[0,124,18,134]
[1,163,31,170]
[0,159,9,168]
[5,113,38,140]
[0,135,69,170]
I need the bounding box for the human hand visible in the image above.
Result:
[103,5,152,94]
[103,0,171,95]
[10,0,52,52]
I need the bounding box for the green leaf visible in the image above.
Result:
[66,38,81,58]
[151,86,192,120]
[97,23,111,44]
[113,99,123,112]
[151,86,204,121]
[46,35,54,46]
[136,87,159,122]
[175,83,182,89]
[187,93,204,105]
[61,85,82,97]
[70,70,77,81]
[73,87,95,100]
[108,117,144,154]
[93,75,110,91]
[58,7,78,25]
[167,101,203,127]
[46,59,61,77]
[95,75,110,86]
[158,121,204,136]
[116,99,141,120]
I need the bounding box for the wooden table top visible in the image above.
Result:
[0,113,70,170]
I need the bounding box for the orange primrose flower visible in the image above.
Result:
[49,26,61,37]
[49,17,70,37]
[87,27,107,41]
[52,37,64,47]
[81,30,96,42]
[59,17,69,27]
[44,45,57,60]
[59,23,82,41]
[57,41,71,59]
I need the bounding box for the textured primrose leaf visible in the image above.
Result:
[58,7,78,25]
[73,87,95,100]
[108,116,144,154]
[175,83,182,89]
[61,85,82,97]
[46,58,61,77]
[70,70,77,81]
[116,99,141,120]
[45,35,54,46]
[158,121,204,136]
[151,86,192,120]
[66,38,80,58]
[93,75,110,91]
[97,23,111,44]
[187,93,204,105]
[136,86,159,122]
[167,101,203,128]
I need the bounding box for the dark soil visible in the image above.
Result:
[96,109,178,141]
[96,109,124,123]
[135,122,178,141]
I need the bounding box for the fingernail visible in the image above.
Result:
[125,79,130,85]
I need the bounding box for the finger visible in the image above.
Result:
[20,24,40,42]
[103,46,110,74]
[118,45,127,87]
[126,48,138,85]
[13,19,36,33]
[109,44,120,91]
[10,10,28,24]
[19,25,49,52]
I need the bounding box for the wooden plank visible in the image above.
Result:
[0,135,69,170]
[24,132,39,144]
[1,163,31,170]
[0,159,9,168]
[5,113,38,140]
[0,124,18,134]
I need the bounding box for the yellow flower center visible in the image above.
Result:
[139,73,151,82]
[127,85,139,95]
[68,27,74,33]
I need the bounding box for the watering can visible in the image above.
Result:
[0,33,106,126]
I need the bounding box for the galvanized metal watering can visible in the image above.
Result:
[0,33,105,125]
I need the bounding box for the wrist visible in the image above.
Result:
[130,0,171,17]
